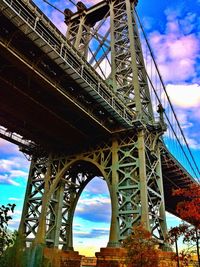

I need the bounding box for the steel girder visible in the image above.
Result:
[109,0,154,120]
[19,130,167,249]
[66,12,91,57]
[17,0,167,251]
[65,0,154,122]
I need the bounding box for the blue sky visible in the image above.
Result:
[0,0,200,256]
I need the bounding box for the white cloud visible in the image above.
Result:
[0,175,20,186]
[49,10,66,34]
[141,16,155,30]
[8,197,22,201]
[0,156,29,172]
[168,35,199,60]
[149,8,200,83]
[75,196,111,222]
[7,209,22,230]
[166,83,200,108]
[74,227,109,239]
[0,155,29,186]
[79,0,101,6]
[84,177,109,195]
[9,170,28,179]
[184,136,200,149]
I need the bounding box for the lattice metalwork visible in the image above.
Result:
[65,2,91,57]
[18,157,47,242]
[65,0,154,122]
[1,0,199,262]
[109,0,154,120]
[16,0,168,251]
[65,2,111,79]
[19,129,167,249]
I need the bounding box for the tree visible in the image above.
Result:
[173,183,200,266]
[123,224,159,267]
[176,250,191,267]
[167,224,189,267]
[0,204,16,256]
[173,183,200,227]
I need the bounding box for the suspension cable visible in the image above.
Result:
[41,0,200,180]
[42,0,65,14]
[146,69,199,180]
[68,0,77,6]
[135,9,200,179]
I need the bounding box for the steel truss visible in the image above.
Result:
[19,128,167,248]
[65,0,153,121]
[109,0,153,119]
[17,0,167,251]
[0,0,198,259]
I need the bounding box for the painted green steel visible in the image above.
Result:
[19,130,167,248]
[109,0,154,121]
[18,0,168,254]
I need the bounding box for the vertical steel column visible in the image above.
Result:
[65,11,91,58]
[18,156,48,244]
[108,138,120,247]
[63,177,77,251]
[156,148,168,240]
[109,0,167,243]
[34,155,52,245]
[109,0,153,119]
[125,0,143,114]
[52,181,65,247]
[126,0,154,118]
[18,159,37,238]
[109,1,117,91]
[138,130,150,231]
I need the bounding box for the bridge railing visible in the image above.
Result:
[1,0,134,127]
[0,126,35,150]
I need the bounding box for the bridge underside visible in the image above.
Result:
[0,16,112,152]
[0,43,110,151]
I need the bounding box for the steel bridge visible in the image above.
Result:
[0,0,199,265]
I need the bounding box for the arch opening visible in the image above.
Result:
[72,176,111,257]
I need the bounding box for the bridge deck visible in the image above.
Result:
[0,0,137,151]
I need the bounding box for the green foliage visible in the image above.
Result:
[123,224,159,267]
[0,204,16,256]
[0,232,27,267]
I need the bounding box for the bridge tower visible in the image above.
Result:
[17,0,168,265]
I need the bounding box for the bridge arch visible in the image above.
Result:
[54,157,113,250]
[19,133,168,251]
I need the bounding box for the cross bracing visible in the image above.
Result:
[0,0,199,181]
[1,0,135,130]
[63,0,200,181]
[0,0,199,257]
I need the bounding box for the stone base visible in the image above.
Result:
[44,248,82,267]
[95,247,127,267]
